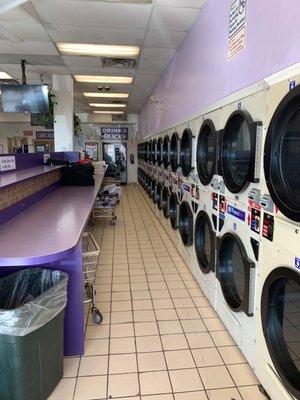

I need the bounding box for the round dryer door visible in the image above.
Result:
[146,176,151,194]
[194,210,216,274]
[162,187,170,219]
[261,267,300,399]
[197,120,217,186]
[151,180,157,203]
[217,232,254,314]
[265,85,300,222]
[149,178,155,199]
[179,201,193,246]
[148,140,152,164]
[156,183,162,209]
[170,132,179,172]
[163,136,170,169]
[152,139,157,164]
[220,111,259,193]
[157,137,163,166]
[169,192,179,229]
[180,128,193,177]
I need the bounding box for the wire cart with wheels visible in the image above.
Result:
[91,195,118,225]
[82,232,103,324]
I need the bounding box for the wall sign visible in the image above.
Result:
[0,155,16,172]
[228,0,247,60]
[100,127,128,141]
[36,131,54,140]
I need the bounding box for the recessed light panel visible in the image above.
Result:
[74,75,133,84]
[83,92,129,98]
[57,43,140,58]
[93,110,124,114]
[90,103,126,108]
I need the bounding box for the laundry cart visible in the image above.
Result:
[82,232,103,324]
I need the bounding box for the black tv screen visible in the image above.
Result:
[1,84,49,114]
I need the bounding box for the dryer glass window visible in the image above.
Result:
[230,241,245,302]
[228,120,251,187]
[197,121,217,185]
[195,211,214,274]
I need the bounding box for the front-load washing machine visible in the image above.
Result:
[179,127,195,179]
[162,134,170,170]
[157,137,163,168]
[178,198,194,266]
[170,131,180,173]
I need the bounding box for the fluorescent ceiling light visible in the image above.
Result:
[83,92,129,98]
[93,110,124,114]
[90,103,126,108]
[57,43,140,58]
[74,75,133,84]
[0,72,13,79]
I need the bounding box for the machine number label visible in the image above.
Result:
[227,205,246,221]
[183,183,190,193]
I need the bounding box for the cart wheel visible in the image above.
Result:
[110,219,116,225]
[85,282,93,300]
[114,216,118,221]
[91,308,103,324]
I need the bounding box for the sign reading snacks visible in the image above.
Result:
[228,0,247,60]
[36,131,54,140]
[100,127,128,141]
[0,155,16,172]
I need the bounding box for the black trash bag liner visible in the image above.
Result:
[46,158,70,166]
[0,268,68,336]
[61,162,95,186]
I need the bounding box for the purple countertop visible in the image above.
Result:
[0,169,106,266]
[0,165,63,189]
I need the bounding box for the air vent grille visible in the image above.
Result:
[103,58,136,69]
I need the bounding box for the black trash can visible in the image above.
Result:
[0,268,68,400]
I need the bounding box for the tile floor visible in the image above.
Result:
[48,184,265,400]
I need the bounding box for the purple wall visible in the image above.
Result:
[139,0,300,137]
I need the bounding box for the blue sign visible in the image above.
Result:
[289,80,296,91]
[295,257,300,270]
[227,205,246,221]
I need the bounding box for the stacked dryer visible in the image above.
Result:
[214,84,268,369]
[254,74,300,400]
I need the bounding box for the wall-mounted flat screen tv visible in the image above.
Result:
[0,84,49,114]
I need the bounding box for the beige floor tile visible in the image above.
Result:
[169,288,191,298]
[161,334,189,350]
[181,319,207,333]
[210,331,235,347]
[133,299,154,310]
[74,376,107,400]
[174,392,208,400]
[48,378,76,400]
[112,275,130,284]
[131,275,148,283]
[132,282,150,290]
[173,297,195,309]
[166,281,186,289]
[95,301,111,312]
[111,300,132,311]
[110,322,134,338]
[112,291,131,301]
[152,298,174,309]
[138,351,167,372]
[150,289,171,299]
[110,337,136,354]
[193,297,210,308]
[165,349,195,369]
[186,332,215,349]
[78,355,108,376]
[218,346,247,364]
[112,283,131,292]
[141,394,173,400]
[85,325,110,339]
[63,357,80,378]
[136,335,163,353]
[94,283,112,293]
[109,353,137,374]
[206,388,242,400]
[203,318,226,332]
[140,371,172,395]
[227,363,259,386]
[158,320,183,334]
[135,321,159,336]
[169,368,204,392]
[111,310,133,324]
[108,373,139,398]
[198,307,218,319]
[192,348,224,367]
[147,274,164,282]
[177,307,200,320]
[188,288,205,297]
[149,282,168,290]
[238,385,268,400]
[155,308,179,321]
[84,339,109,356]
[134,310,156,322]
[132,290,152,300]
[198,366,235,389]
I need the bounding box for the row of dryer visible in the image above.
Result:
[138,73,300,400]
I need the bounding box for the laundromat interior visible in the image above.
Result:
[0,1,299,400]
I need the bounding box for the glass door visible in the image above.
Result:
[102,142,127,184]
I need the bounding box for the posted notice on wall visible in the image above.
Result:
[228,0,247,60]
[0,156,16,172]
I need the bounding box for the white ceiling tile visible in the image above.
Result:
[140,47,176,62]
[137,58,169,72]
[0,40,58,55]
[46,24,145,46]
[0,21,50,42]
[155,0,205,8]
[32,1,152,29]
[63,56,104,68]
[145,30,185,48]
[32,65,70,75]
[149,6,200,31]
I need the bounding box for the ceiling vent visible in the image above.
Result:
[103,58,136,69]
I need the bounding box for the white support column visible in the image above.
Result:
[53,75,74,152]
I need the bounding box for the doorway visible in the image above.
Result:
[102,142,127,184]
[33,140,54,153]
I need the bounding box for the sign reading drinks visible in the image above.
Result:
[100,127,128,141]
